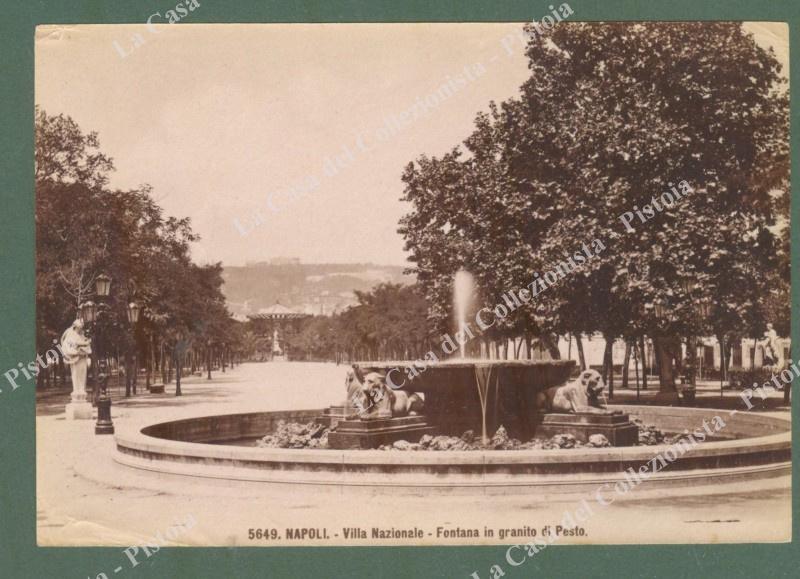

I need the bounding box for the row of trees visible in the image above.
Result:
[398,22,790,394]
[262,284,436,362]
[249,282,574,366]
[36,108,245,395]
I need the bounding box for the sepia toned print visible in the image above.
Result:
[33,20,789,557]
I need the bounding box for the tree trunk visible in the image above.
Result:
[131,352,137,395]
[716,333,726,380]
[608,356,614,399]
[542,334,561,360]
[686,336,697,387]
[160,342,168,384]
[621,340,632,389]
[174,350,182,396]
[653,337,677,392]
[724,337,733,375]
[640,336,648,390]
[124,350,132,397]
[601,337,613,384]
[145,337,152,390]
[574,333,586,370]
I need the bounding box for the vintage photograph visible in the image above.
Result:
[33,17,790,556]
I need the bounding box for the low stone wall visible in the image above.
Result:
[619,405,789,439]
[141,409,321,443]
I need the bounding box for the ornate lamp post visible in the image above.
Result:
[125,302,141,397]
[83,273,115,434]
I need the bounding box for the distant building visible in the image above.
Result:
[245,257,301,267]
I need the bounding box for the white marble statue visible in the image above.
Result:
[760,323,784,370]
[61,318,93,419]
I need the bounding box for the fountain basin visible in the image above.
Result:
[114,405,790,496]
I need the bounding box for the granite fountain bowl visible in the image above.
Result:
[114,402,790,496]
[353,358,576,439]
[354,358,576,392]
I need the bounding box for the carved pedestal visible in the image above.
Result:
[536,412,639,446]
[316,406,359,430]
[65,391,93,420]
[327,416,435,450]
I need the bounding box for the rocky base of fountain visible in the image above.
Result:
[254,419,686,451]
[256,420,330,449]
[535,412,639,447]
[377,427,614,451]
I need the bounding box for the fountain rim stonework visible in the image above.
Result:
[113,405,791,495]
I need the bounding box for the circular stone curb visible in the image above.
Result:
[114,405,790,494]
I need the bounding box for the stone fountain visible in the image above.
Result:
[326,358,576,449]
[325,269,639,449]
[113,273,790,496]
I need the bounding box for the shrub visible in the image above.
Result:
[727,367,776,390]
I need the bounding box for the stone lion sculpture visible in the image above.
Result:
[350,370,424,420]
[344,369,363,408]
[535,369,616,415]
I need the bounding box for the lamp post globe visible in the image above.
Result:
[95,273,112,297]
[127,302,141,324]
[80,300,97,323]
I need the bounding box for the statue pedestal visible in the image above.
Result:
[328,416,435,450]
[316,405,358,430]
[65,392,93,420]
[536,412,639,446]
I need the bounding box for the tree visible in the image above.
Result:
[400,23,789,393]
[282,283,435,362]
[35,106,113,189]
[36,108,238,395]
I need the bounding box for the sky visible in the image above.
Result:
[35,22,788,268]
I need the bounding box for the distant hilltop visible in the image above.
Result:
[222,261,412,317]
